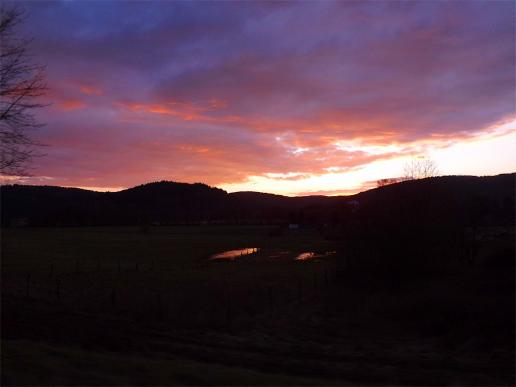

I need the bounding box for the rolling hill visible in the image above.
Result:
[1,173,514,227]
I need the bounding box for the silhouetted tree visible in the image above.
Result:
[376,177,408,187]
[1,7,46,176]
[403,156,438,180]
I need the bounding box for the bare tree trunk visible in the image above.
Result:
[1,8,47,176]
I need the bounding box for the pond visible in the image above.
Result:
[209,248,336,261]
[295,251,336,261]
[210,247,259,260]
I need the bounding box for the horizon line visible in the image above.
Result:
[1,172,514,198]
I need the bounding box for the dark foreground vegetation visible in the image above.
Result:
[1,174,515,385]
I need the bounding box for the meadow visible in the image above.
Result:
[2,225,337,327]
[2,225,514,385]
[2,225,344,385]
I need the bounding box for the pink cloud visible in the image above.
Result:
[56,99,86,111]
[7,1,514,193]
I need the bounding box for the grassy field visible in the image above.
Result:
[2,226,336,327]
[2,225,514,385]
[2,225,334,270]
[2,226,344,385]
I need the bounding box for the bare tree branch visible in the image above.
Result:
[376,177,410,188]
[403,156,439,180]
[0,6,47,176]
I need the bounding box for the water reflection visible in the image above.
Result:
[295,251,336,261]
[210,247,259,260]
[210,248,335,261]
[295,252,316,260]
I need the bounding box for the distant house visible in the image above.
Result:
[10,217,29,227]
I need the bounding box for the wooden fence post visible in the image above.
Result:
[162,293,168,320]
[157,291,163,320]
[226,286,233,331]
[56,278,61,301]
[26,274,31,298]
[267,286,274,312]
[111,288,116,310]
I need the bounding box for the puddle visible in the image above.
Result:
[210,247,259,260]
[295,252,316,261]
[210,248,335,262]
[295,251,336,261]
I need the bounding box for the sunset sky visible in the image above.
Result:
[6,1,516,195]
